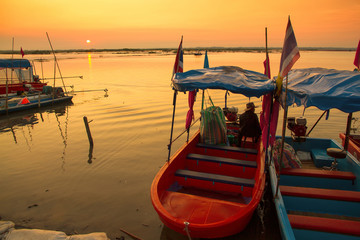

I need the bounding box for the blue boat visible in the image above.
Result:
[269,68,360,240]
[0,86,72,115]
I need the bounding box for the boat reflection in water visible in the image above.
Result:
[0,102,73,168]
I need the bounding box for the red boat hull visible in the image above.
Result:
[339,133,360,160]
[151,130,266,238]
[0,82,47,94]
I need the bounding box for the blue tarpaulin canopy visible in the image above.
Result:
[172,66,275,98]
[0,59,31,69]
[281,68,360,113]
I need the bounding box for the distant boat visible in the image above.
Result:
[0,86,73,115]
[194,51,202,56]
[0,59,47,95]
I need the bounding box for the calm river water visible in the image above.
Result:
[0,50,357,239]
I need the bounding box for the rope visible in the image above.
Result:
[256,181,267,238]
[168,117,200,146]
[184,222,192,240]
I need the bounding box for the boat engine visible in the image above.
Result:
[223,106,238,122]
[287,117,307,141]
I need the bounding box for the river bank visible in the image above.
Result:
[0,220,109,240]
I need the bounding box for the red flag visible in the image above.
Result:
[186,90,196,129]
[172,36,183,76]
[279,17,300,77]
[20,47,25,58]
[263,55,271,78]
[354,40,360,70]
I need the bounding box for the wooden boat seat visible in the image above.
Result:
[288,214,360,236]
[196,143,258,155]
[280,185,360,202]
[187,153,257,168]
[326,148,347,159]
[280,168,356,182]
[175,169,255,187]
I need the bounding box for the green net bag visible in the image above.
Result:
[200,106,228,145]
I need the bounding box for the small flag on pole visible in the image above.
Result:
[172,36,183,77]
[20,47,25,58]
[354,40,360,70]
[279,17,300,77]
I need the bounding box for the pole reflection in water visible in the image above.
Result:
[54,105,69,170]
[0,103,72,163]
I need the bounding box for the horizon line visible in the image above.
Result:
[0,46,356,54]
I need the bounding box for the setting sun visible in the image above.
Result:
[86,40,91,44]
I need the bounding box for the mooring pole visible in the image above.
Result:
[83,116,94,147]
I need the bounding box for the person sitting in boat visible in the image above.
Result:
[238,102,261,147]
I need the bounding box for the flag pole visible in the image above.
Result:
[168,89,178,162]
[5,38,15,114]
[168,36,183,162]
[264,27,274,165]
[275,74,289,198]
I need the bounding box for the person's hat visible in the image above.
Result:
[244,102,257,111]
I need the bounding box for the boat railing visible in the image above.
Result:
[167,116,200,161]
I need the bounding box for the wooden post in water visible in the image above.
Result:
[83,116,94,147]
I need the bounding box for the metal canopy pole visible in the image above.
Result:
[344,112,353,151]
[168,90,178,162]
[306,110,328,137]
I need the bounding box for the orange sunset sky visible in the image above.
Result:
[1,0,359,50]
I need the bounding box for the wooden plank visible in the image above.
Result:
[288,214,360,236]
[175,169,255,187]
[196,143,258,155]
[280,185,360,202]
[187,153,257,168]
[280,168,356,181]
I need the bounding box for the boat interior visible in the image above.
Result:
[159,121,263,224]
[272,137,360,238]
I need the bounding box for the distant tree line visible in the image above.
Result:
[0,47,355,55]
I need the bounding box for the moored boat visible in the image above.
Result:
[0,86,73,115]
[151,65,275,238]
[0,59,47,95]
[270,68,360,240]
[340,133,360,161]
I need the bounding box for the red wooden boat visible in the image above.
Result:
[151,65,273,238]
[339,133,360,160]
[151,130,265,238]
